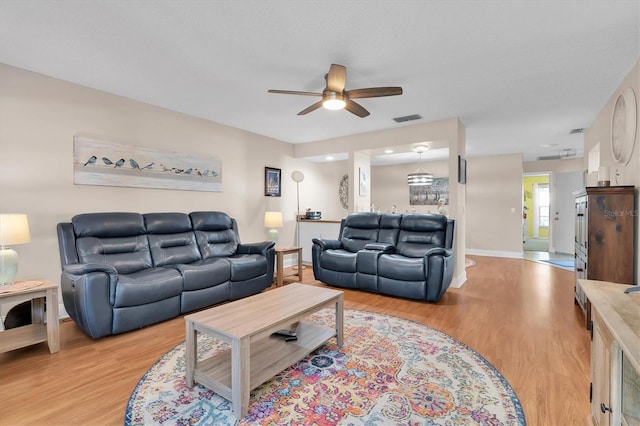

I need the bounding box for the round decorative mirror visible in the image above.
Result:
[611,87,637,166]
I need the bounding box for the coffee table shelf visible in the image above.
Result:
[193,321,335,399]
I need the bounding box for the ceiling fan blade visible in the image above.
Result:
[297,100,324,115]
[326,64,347,93]
[345,87,403,99]
[268,89,322,97]
[345,100,370,118]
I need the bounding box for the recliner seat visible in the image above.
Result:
[312,212,454,302]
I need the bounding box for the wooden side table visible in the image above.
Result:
[0,280,59,353]
[274,246,303,287]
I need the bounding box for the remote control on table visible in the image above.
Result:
[272,329,297,338]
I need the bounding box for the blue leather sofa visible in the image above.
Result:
[57,211,275,338]
[312,213,454,302]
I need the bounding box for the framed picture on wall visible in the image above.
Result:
[265,167,281,197]
[359,167,368,196]
[458,155,467,184]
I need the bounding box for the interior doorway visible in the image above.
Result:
[522,173,550,252]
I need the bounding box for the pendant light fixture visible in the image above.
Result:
[407,145,433,186]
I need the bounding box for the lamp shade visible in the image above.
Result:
[291,170,305,183]
[0,214,31,246]
[264,211,283,228]
[407,171,434,186]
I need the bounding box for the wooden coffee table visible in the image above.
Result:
[184,283,343,419]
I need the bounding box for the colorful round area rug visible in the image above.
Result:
[125,309,525,425]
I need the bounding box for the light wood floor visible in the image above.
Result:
[0,256,590,425]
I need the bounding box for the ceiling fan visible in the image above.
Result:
[268,64,403,118]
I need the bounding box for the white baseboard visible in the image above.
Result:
[465,249,523,259]
[59,303,69,320]
[451,271,467,288]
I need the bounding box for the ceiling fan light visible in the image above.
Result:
[322,93,346,110]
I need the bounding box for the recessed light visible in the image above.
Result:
[385,149,393,154]
[326,156,334,161]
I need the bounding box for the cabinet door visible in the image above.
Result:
[592,316,613,425]
[575,196,587,254]
[299,222,341,264]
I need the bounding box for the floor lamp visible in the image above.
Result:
[291,170,305,247]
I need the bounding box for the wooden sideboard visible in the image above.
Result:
[580,279,640,426]
[574,186,635,327]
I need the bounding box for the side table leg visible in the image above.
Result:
[185,321,196,387]
[296,248,303,282]
[32,297,44,323]
[45,288,60,353]
[335,294,344,348]
[231,337,250,419]
[276,252,284,287]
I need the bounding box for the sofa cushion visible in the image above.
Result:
[144,213,201,267]
[378,214,401,245]
[144,212,193,234]
[191,212,239,257]
[114,267,183,307]
[396,214,447,257]
[341,212,381,252]
[226,254,268,281]
[72,212,145,238]
[73,212,152,274]
[148,233,201,266]
[76,235,152,274]
[173,257,231,291]
[320,249,357,273]
[378,254,425,281]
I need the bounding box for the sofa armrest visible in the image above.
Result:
[423,247,453,258]
[312,238,343,250]
[62,262,119,305]
[237,241,275,255]
[364,243,396,253]
[63,262,118,276]
[60,263,118,338]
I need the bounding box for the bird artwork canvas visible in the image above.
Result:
[73,135,222,192]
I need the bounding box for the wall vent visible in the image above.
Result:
[569,128,586,134]
[393,114,422,123]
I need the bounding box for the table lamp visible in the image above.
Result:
[264,211,283,244]
[0,214,31,285]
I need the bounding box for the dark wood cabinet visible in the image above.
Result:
[573,186,635,326]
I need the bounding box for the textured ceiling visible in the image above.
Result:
[0,0,638,165]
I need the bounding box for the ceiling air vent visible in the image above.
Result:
[393,114,422,123]
[569,128,585,134]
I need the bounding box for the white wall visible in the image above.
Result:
[372,154,524,258]
[465,154,524,257]
[350,151,371,213]
[0,64,343,290]
[584,58,640,283]
[371,160,449,214]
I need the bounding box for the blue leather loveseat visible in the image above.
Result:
[57,211,275,338]
[312,213,454,302]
